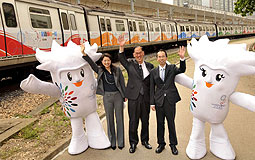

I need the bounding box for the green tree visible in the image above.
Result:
[234,0,255,16]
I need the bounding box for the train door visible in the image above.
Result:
[161,23,168,41]
[190,25,195,38]
[148,22,153,42]
[87,15,100,46]
[165,24,171,40]
[99,16,113,46]
[194,25,199,38]
[0,7,5,57]
[59,9,71,46]
[171,24,177,40]
[137,21,148,43]
[113,18,128,46]
[1,0,22,56]
[128,19,138,44]
[185,25,191,39]
[153,22,161,41]
[68,11,79,45]
[74,11,87,44]
[178,25,186,39]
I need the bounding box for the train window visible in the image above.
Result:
[166,25,170,32]
[180,26,185,32]
[100,18,106,31]
[29,7,52,29]
[155,23,160,32]
[149,23,153,32]
[2,3,17,27]
[195,26,198,31]
[128,21,133,31]
[138,22,145,31]
[61,13,69,30]
[161,25,166,32]
[70,14,77,30]
[186,26,190,32]
[106,19,112,31]
[190,26,194,32]
[133,21,137,31]
[29,7,50,14]
[116,19,125,31]
[171,25,175,32]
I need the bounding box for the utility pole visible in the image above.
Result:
[131,0,135,14]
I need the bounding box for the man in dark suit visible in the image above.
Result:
[118,35,154,153]
[150,48,186,155]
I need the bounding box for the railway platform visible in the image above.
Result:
[53,57,255,160]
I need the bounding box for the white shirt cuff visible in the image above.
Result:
[180,57,185,61]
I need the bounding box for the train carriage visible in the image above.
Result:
[0,0,255,79]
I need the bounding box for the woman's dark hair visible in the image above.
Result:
[100,53,116,71]
[157,49,167,57]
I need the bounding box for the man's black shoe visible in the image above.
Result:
[170,145,178,155]
[142,141,152,149]
[129,144,136,153]
[118,146,124,150]
[111,146,116,150]
[155,145,165,153]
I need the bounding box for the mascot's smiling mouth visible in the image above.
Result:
[205,81,213,88]
[73,80,84,87]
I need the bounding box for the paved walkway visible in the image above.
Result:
[54,57,255,160]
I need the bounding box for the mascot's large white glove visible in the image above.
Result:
[20,74,60,97]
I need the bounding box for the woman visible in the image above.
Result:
[81,44,126,150]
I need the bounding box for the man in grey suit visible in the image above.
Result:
[150,48,186,155]
[118,35,154,153]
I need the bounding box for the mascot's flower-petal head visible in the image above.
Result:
[187,35,255,77]
[35,41,101,77]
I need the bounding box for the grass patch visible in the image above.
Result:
[40,106,51,115]
[18,123,44,140]
[14,114,32,119]
[0,146,20,159]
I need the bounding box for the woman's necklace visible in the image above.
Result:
[104,72,115,85]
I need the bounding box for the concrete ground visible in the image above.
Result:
[54,57,255,160]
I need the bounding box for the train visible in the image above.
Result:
[0,0,255,80]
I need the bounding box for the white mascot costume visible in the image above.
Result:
[20,41,110,155]
[175,35,255,159]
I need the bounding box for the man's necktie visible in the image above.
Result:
[161,68,165,81]
[138,64,144,95]
[139,64,144,79]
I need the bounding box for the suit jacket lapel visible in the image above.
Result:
[113,69,118,85]
[164,64,170,82]
[134,60,143,79]
[145,61,152,72]
[156,66,164,83]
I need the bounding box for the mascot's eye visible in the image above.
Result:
[216,74,225,81]
[80,69,84,77]
[67,72,72,81]
[200,67,207,77]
